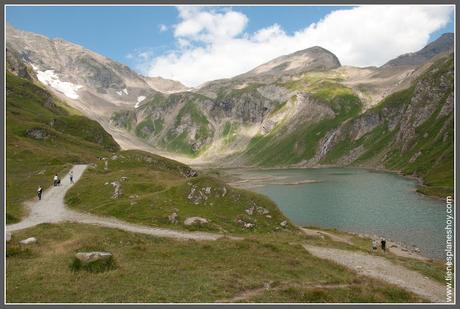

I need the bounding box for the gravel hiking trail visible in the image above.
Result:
[6,164,232,241]
[303,245,445,303]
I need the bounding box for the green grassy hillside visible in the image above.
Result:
[6,223,428,303]
[6,72,120,223]
[65,150,289,234]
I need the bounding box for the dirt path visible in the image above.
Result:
[300,227,354,245]
[216,282,365,303]
[6,165,233,241]
[302,245,445,303]
[301,227,430,261]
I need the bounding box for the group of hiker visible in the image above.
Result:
[372,238,387,253]
[36,170,74,200]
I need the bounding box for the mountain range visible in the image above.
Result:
[6,24,454,197]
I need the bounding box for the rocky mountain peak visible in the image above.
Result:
[241,46,341,79]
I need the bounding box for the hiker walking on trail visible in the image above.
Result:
[381,238,386,253]
[69,170,74,184]
[53,174,60,186]
[371,239,378,253]
[37,186,43,200]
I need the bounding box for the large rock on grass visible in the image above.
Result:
[75,251,112,264]
[184,217,208,226]
[19,237,37,245]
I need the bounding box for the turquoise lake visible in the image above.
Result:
[230,168,446,259]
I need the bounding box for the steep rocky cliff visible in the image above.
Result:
[316,55,454,197]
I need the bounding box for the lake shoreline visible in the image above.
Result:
[213,165,443,202]
[219,167,445,260]
[301,226,435,262]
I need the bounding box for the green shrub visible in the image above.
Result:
[6,243,34,258]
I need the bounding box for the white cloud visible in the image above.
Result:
[174,6,248,42]
[145,5,453,87]
[159,24,168,32]
[126,48,155,71]
[138,51,154,61]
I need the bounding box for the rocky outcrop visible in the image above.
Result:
[187,185,213,205]
[110,181,123,199]
[26,128,50,140]
[245,203,270,216]
[237,219,255,229]
[6,46,33,80]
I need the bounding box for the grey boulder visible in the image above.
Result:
[184,217,208,226]
[75,252,112,264]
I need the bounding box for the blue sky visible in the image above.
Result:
[6,6,351,66]
[6,5,455,86]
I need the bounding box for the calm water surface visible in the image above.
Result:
[232,168,445,259]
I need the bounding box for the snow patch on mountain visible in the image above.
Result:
[32,65,82,99]
[135,96,146,108]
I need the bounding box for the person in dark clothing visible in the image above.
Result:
[37,186,43,200]
[381,238,386,252]
[69,170,74,184]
